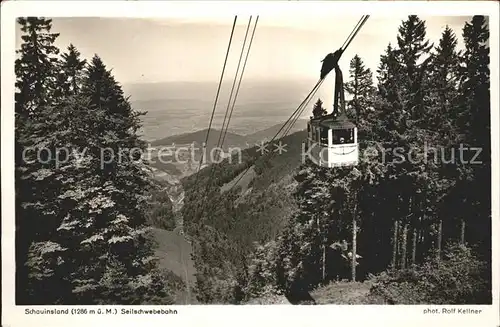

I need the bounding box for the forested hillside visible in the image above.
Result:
[14,17,181,304]
[181,15,492,304]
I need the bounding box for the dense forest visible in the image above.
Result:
[14,17,178,304]
[182,15,492,304]
[14,15,491,305]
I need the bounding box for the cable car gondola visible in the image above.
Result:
[306,16,369,168]
[307,51,358,168]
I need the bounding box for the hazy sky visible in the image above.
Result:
[16,16,471,85]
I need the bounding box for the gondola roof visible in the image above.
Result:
[309,113,356,130]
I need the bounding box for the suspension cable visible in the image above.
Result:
[221,16,259,148]
[341,15,369,52]
[341,16,365,50]
[197,16,256,219]
[283,81,323,138]
[259,78,324,170]
[226,16,369,192]
[191,15,369,201]
[190,16,237,217]
[216,16,254,159]
[227,78,323,192]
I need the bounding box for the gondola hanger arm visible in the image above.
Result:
[320,15,370,80]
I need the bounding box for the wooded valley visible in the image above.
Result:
[14,15,492,305]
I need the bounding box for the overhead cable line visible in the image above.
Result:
[227,78,324,192]
[190,16,237,218]
[227,16,369,192]
[216,16,255,159]
[198,16,258,220]
[220,15,259,148]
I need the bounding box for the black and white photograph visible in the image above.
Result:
[2,1,499,327]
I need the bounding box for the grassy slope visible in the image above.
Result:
[311,282,386,304]
[149,228,197,304]
[221,130,307,194]
[219,166,256,195]
[247,282,387,305]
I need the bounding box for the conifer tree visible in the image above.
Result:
[458,15,490,164]
[457,15,490,257]
[372,42,415,268]
[328,143,386,280]
[191,223,240,303]
[244,240,280,299]
[20,95,106,304]
[15,17,60,115]
[312,99,327,118]
[396,15,433,125]
[344,55,376,138]
[275,161,333,294]
[426,26,462,254]
[385,17,440,264]
[429,26,461,135]
[69,55,167,304]
[15,17,60,304]
[56,44,87,97]
[373,44,405,141]
[20,54,172,304]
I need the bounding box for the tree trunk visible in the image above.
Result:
[460,219,466,245]
[421,230,425,259]
[437,219,443,261]
[406,197,413,267]
[401,223,408,269]
[351,219,357,282]
[351,201,358,282]
[322,244,326,282]
[417,228,422,263]
[317,216,325,282]
[391,220,398,269]
[411,228,417,266]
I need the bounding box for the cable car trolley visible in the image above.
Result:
[306,16,369,168]
[307,114,358,168]
[307,61,359,168]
